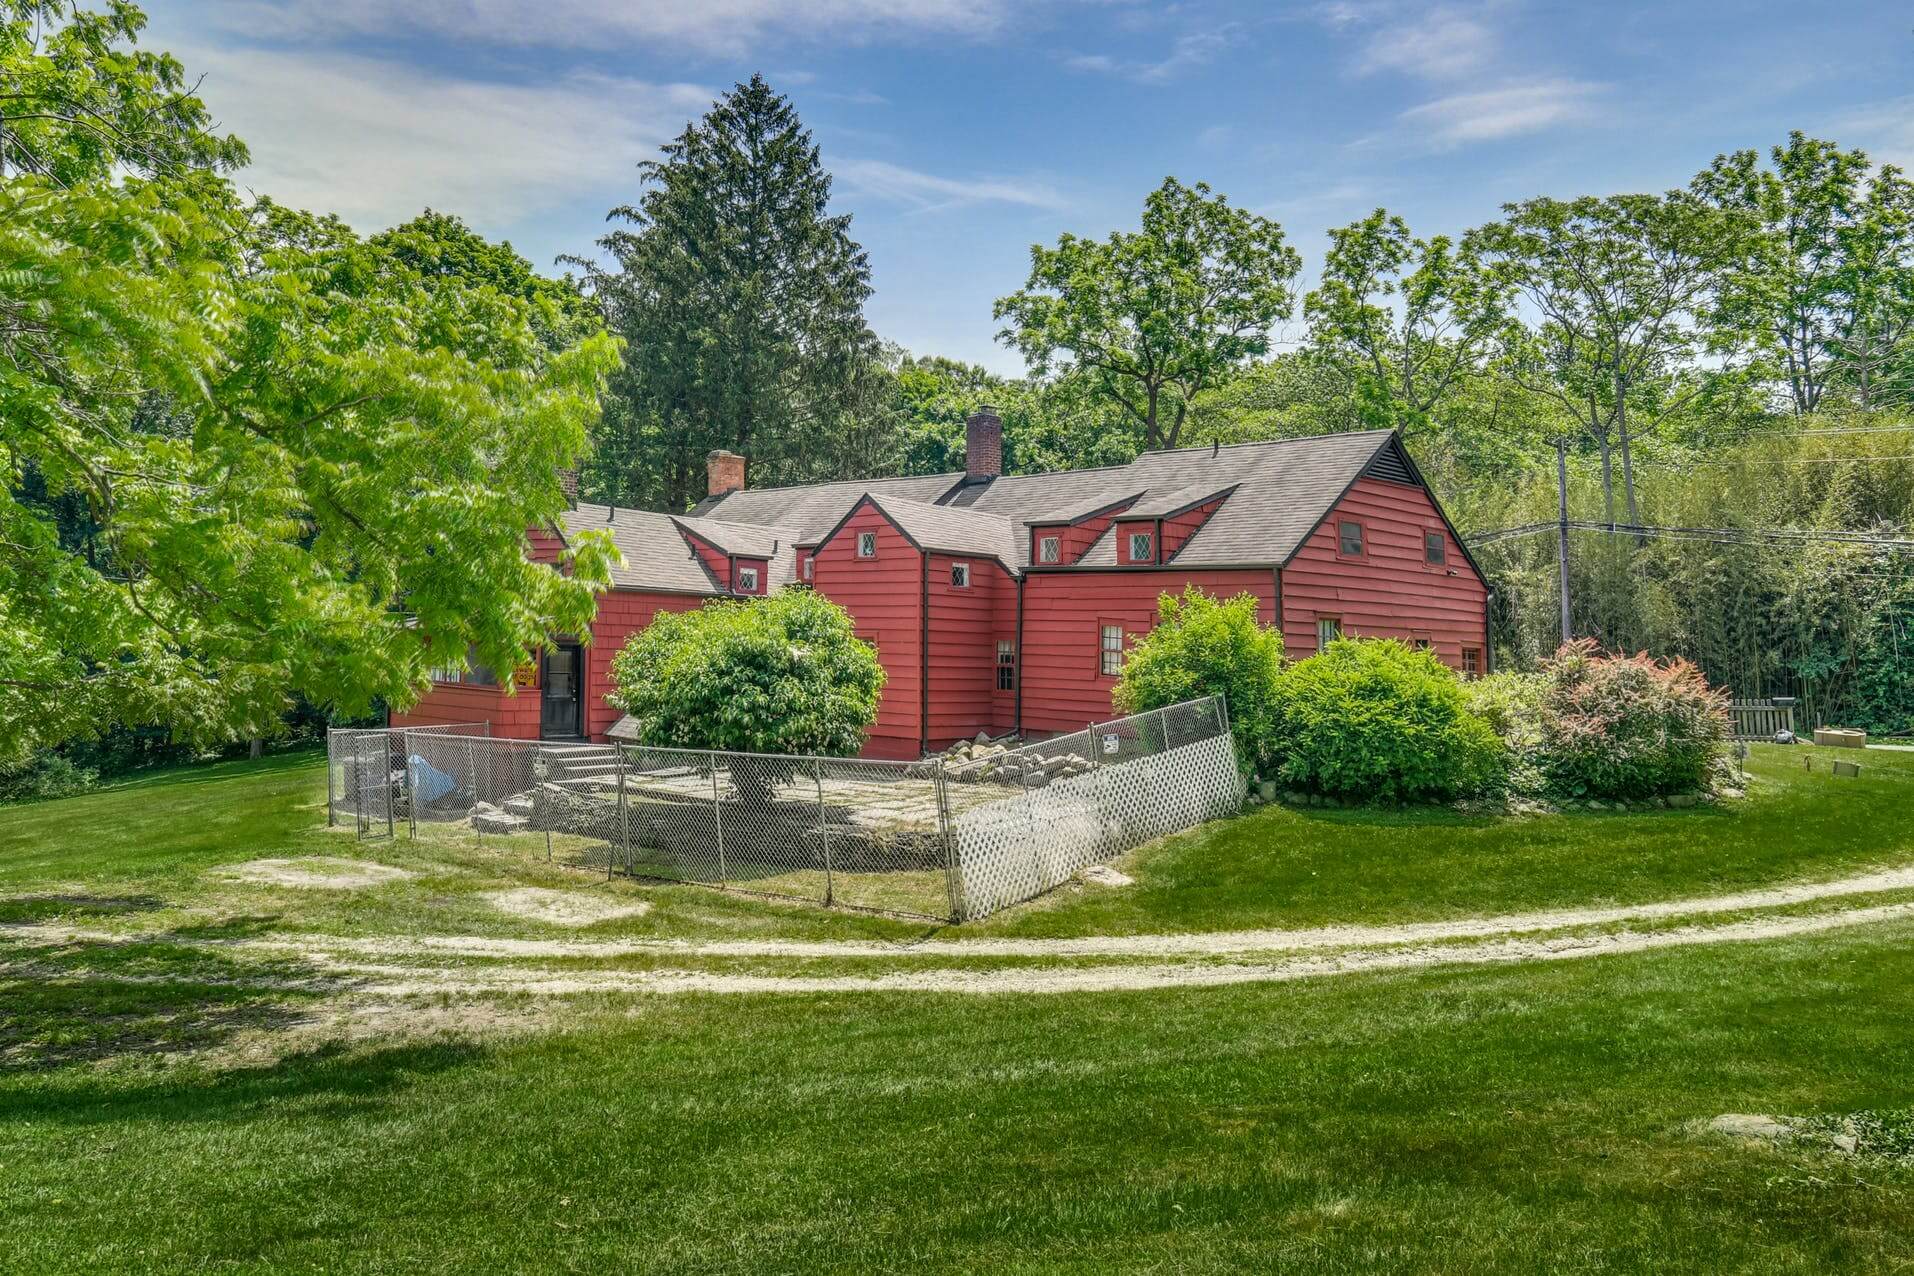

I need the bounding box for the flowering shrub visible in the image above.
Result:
[1535,639,1729,799]
[1270,638,1507,802]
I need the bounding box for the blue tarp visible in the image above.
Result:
[409,754,457,805]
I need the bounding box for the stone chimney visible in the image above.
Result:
[557,465,579,507]
[707,449,746,498]
[965,405,1002,480]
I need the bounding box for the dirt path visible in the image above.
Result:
[289,901,1914,996]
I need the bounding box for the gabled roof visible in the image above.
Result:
[569,428,1465,587]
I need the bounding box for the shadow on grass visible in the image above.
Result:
[0,928,342,1071]
[0,893,168,926]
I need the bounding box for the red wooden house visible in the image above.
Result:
[395,410,1492,759]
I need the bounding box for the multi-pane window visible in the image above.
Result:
[997,640,1016,691]
[735,566,759,593]
[1099,624,1124,676]
[1424,530,1446,564]
[1128,531,1154,563]
[1412,636,1433,651]
[430,644,496,686]
[1462,647,1482,678]
[950,561,970,588]
[1316,616,1341,650]
[1038,535,1061,564]
[802,556,814,581]
[1338,521,1364,556]
[857,531,877,558]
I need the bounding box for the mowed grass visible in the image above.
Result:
[3,744,1913,1271]
[3,926,1913,1272]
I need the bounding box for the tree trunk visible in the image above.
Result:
[1614,371,1640,528]
[1597,436,1616,528]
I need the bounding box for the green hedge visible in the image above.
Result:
[1113,587,1284,776]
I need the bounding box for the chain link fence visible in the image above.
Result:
[326,722,491,833]
[327,696,1241,921]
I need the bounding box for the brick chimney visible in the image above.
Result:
[965,405,1002,480]
[707,449,746,498]
[557,465,579,507]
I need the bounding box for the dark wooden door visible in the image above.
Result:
[540,644,583,739]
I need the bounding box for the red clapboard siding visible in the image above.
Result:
[391,681,533,737]
[680,529,733,592]
[527,525,567,567]
[1020,568,1276,734]
[811,501,924,757]
[924,553,1015,749]
[991,568,1019,734]
[1032,502,1134,567]
[1281,476,1486,665]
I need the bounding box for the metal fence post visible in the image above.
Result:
[814,758,834,908]
[326,732,337,828]
[935,760,960,922]
[468,737,481,845]
[709,751,728,888]
[614,744,627,880]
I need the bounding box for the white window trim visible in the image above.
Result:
[1099,623,1124,677]
[1128,531,1154,563]
[857,531,877,558]
[735,566,759,594]
[950,561,970,588]
[1038,535,1061,564]
[1317,616,1341,649]
[802,556,814,580]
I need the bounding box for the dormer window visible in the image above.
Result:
[735,566,759,593]
[1128,531,1154,564]
[950,561,970,588]
[803,556,814,581]
[1038,535,1061,564]
[857,531,877,558]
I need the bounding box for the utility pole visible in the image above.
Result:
[1555,440,1573,643]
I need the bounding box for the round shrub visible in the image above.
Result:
[1461,671,1547,796]
[608,590,884,757]
[1112,587,1284,777]
[1535,639,1729,799]
[1271,638,1507,802]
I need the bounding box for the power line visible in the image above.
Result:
[1466,521,1914,551]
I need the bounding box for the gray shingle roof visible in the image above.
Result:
[574,429,1404,587]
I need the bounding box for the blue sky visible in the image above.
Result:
[144,1,1913,373]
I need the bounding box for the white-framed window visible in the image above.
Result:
[1338,520,1365,556]
[950,561,970,588]
[802,556,814,581]
[1038,535,1061,564]
[1462,647,1483,678]
[1317,616,1341,650]
[1412,634,1433,651]
[1128,531,1154,563]
[1099,624,1124,676]
[857,530,877,558]
[1424,530,1446,565]
[430,644,496,686]
[997,640,1016,691]
[735,566,759,593]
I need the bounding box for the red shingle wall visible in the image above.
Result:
[580,590,709,739]
[1032,503,1133,567]
[811,502,924,759]
[390,681,535,737]
[992,568,1019,734]
[925,553,1015,749]
[1162,497,1225,560]
[527,525,566,566]
[1280,476,1487,665]
[680,529,732,591]
[1114,520,1159,566]
[1020,568,1276,735]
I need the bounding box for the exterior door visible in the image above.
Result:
[540,643,583,739]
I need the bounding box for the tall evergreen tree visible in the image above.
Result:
[573,75,876,511]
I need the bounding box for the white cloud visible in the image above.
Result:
[182,43,712,230]
[834,159,1068,212]
[1398,78,1603,147]
[1832,96,1914,170]
[1063,27,1232,85]
[201,0,1023,54]
[1356,8,1496,80]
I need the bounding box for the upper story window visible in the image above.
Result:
[1038,535,1061,564]
[1425,530,1446,564]
[1099,624,1124,676]
[950,561,970,588]
[857,531,877,558]
[1127,531,1154,564]
[802,556,814,581]
[735,566,759,594]
[1338,521,1365,556]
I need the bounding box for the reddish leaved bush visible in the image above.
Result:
[1537,639,1730,799]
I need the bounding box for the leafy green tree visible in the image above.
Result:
[995,177,1300,452]
[1,3,621,762]
[1467,192,1732,527]
[1112,587,1284,777]
[1304,209,1509,439]
[1692,133,1872,415]
[1829,165,1914,410]
[370,209,599,351]
[608,590,884,760]
[572,75,876,510]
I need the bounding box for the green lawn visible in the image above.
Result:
[3,744,1912,1272]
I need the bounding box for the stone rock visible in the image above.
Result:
[503,794,535,818]
[473,810,529,835]
[1079,864,1134,888]
[975,730,992,745]
[1708,1113,1790,1142]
